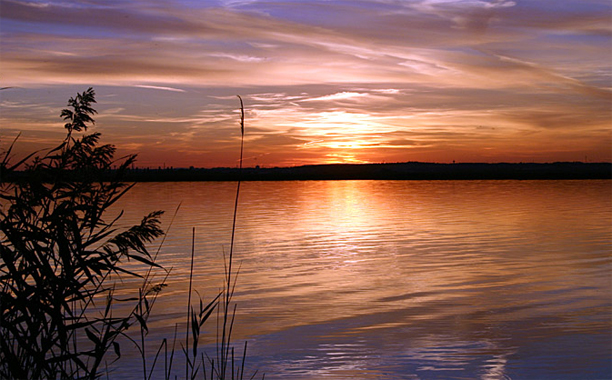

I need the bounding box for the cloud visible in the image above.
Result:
[1,0,610,165]
[301,92,369,102]
[134,85,186,92]
[3,0,609,93]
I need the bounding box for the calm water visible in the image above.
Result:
[109,180,611,380]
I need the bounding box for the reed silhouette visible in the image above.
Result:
[0,89,261,379]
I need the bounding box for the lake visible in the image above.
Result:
[108,180,611,380]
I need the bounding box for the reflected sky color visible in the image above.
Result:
[1,0,611,167]
[108,180,611,379]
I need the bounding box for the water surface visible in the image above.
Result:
[110,180,611,379]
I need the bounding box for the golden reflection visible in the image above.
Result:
[225,180,612,338]
[109,180,611,379]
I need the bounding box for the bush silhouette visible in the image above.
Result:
[0,88,166,379]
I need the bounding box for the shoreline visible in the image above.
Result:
[4,162,610,182]
[120,162,611,181]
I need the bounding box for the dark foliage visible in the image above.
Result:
[0,89,262,380]
[0,88,165,379]
[61,87,97,134]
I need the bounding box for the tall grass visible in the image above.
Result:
[0,88,166,379]
[0,89,262,379]
[121,94,261,380]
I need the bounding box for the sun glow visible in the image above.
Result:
[292,111,397,164]
[2,0,610,167]
[320,140,373,150]
[300,137,377,164]
[324,152,369,164]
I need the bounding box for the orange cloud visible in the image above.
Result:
[1,0,610,166]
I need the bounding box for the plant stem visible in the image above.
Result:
[228,95,245,290]
[185,227,196,379]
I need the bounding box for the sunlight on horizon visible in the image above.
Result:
[1,0,610,167]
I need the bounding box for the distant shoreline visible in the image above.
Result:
[4,162,610,182]
[120,162,611,181]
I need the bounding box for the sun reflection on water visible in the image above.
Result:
[108,180,611,379]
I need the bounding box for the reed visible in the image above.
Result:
[117,95,261,380]
[0,89,262,379]
[0,88,166,379]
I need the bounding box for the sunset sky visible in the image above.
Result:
[1,0,611,167]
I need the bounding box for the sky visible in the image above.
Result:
[1,0,611,168]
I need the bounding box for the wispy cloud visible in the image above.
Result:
[1,0,610,166]
[301,92,370,102]
[134,85,186,92]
